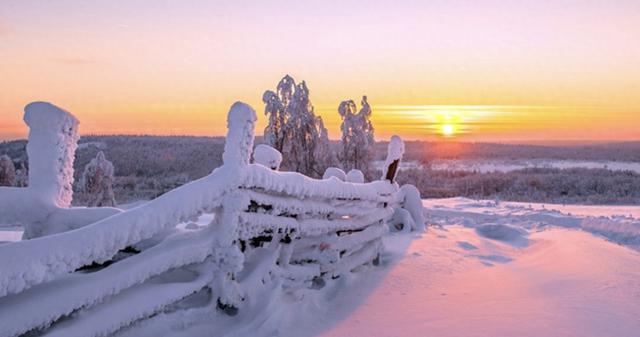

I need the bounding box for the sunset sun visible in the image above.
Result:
[441,123,456,137]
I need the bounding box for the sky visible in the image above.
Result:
[1,0,639,142]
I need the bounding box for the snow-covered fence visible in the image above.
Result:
[0,102,122,239]
[0,101,418,337]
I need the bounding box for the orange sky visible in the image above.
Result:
[1,1,639,142]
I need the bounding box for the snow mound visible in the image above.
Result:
[253,144,282,170]
[475,223,529,247]
[323,167,346,181]
[346,169,364,183]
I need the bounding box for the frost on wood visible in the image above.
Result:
[24,101,79,208]
[381,135,405,183]
[253,144,282,170]
[80,151,116,207]
[0,155,16,187]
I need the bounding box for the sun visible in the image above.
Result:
[441,123,455,137]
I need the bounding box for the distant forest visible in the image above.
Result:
[2,136,640,205]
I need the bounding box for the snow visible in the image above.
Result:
[380,135,404,181]
[2,99,638,337]
[345,169,364,183]
[253,144,282,170]
[316,226,640,337]
[244,164,395,202]
[86,198,639,337]
[23,101,79,209]
[322,167,346,181]
[398,184,425,231]
[223,102,257,167]
[431,158,640,174]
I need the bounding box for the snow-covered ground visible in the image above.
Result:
[316,199,640,337]
[2,198,638,337]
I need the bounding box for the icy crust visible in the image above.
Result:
[0,230,222,337]
[0,166,240,298]
[243,164,396,202]
[24,102,79,209]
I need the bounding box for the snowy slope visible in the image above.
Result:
[107,198,640,337]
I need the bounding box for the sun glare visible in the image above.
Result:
[441,124,455,137]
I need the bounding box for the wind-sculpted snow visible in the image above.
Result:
[475,223,529,248]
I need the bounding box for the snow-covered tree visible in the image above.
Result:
[262,75,294,153]
[0,155,16,187]
[313,115,335,174]
[15,162,28,187]
[80,151,116,207]
[263,75,331,177]
[338,95,375,176]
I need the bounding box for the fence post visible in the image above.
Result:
[214,102,257,313]
[223,102,257,167]
[382,135,405,183]
[24,102,80,208]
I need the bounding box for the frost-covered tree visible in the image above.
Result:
[15,162,28,187]
[263,75,331,177]
[0,155,16,187]
[313,115,336,173]
[262,75,294,153]
[80,151,116,207]
[338,95,375,176]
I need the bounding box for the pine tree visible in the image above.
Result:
[0,155,16,187]
[80,151,116,207]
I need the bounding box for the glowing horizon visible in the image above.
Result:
[1,1,639,142]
